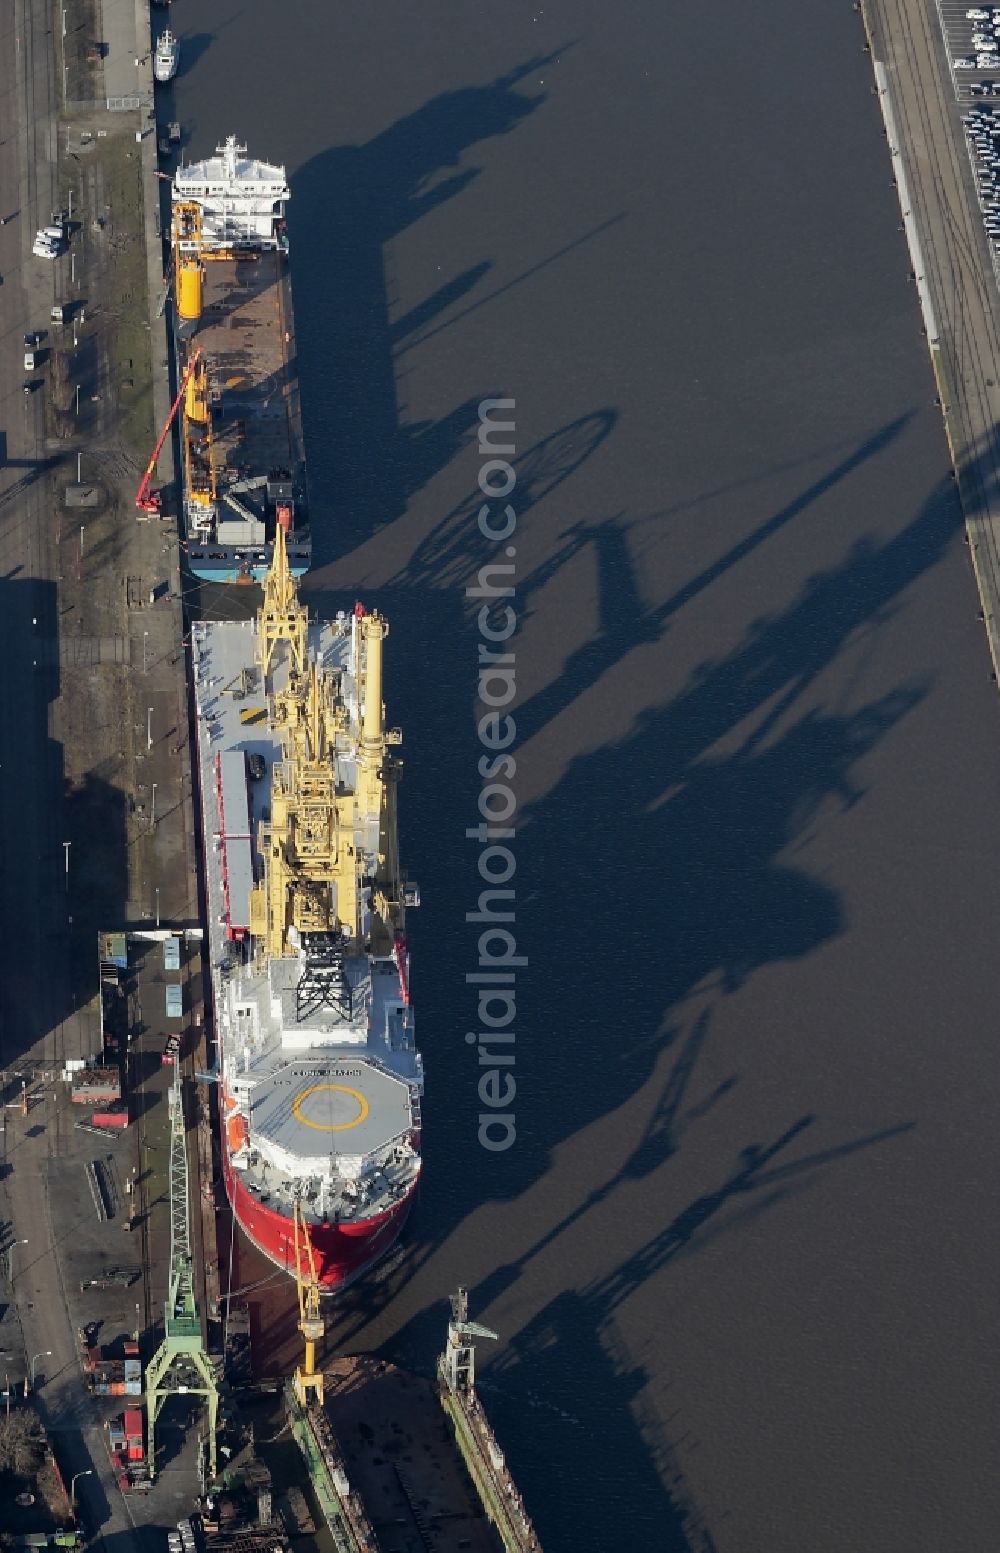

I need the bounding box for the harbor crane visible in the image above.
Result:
[292,1195,325,1408]
[145,1069,219,1484]
[443,1286,498,1396]
[438,1291,542,1551]
[135,347,201,514]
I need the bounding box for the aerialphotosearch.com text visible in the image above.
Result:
[466,398,523,1152]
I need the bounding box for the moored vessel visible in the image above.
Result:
[171,137,311,581]
[153,29,179,83]
[192,530,422,1291]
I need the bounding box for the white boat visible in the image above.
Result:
[153,30,179,83]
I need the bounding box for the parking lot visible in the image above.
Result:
[931,3,1000,268]
[935,0,1000,96]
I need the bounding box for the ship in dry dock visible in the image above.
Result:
[192,529,422,1290]
[171,137,311,581]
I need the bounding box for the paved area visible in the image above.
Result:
[0,0,206,1539]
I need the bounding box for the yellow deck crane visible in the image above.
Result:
[292,1196,325,1408]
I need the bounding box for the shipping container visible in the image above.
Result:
[91,1109,129,1129]
[165,984,183,1020]
[127,1444,144,1462]
[163,937,181,971]
[124,1409,143,1438]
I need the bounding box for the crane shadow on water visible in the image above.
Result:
[289,50,572,562]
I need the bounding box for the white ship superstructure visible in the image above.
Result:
[173,136,290,253]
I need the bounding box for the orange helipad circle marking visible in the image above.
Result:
[292,1082,369,1132]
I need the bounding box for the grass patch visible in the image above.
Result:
[91,135,155,462]
[51,134,155,466]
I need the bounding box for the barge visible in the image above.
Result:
[171,137,311,581]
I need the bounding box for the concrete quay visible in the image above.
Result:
[862,0,1000,677]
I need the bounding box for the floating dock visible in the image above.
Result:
[287,1291,541,1553]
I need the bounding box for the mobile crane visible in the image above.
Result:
[292,1195,325,1408]
[134,347,201,514]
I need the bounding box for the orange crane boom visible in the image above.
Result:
[135,348,202,514]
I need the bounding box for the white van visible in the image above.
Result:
[24,350,35,371]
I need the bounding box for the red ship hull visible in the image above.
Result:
[221,1144,416,1291]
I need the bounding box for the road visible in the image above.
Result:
[0,0,134,1538]
[0,0,201,1541]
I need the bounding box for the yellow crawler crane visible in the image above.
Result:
[292,1196,325,1408]
[182,351,218,528]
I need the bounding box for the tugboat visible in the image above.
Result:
[153,30,179,83]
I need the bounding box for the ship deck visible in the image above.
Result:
[192,616,420,1222]
[198,252,301,483]
[192,615,353,955]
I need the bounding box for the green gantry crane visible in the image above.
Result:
[144,1068,219,1483]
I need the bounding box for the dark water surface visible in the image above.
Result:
[165,2,1000,1549]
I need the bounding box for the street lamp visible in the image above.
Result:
[6,1239,27,1283]
[143,630,149,673]
[28,1351,51,1390]
[151,783,157,826]
[28,1348,50,1385]
[147,707,153,750]
[70,1470,92,1505]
